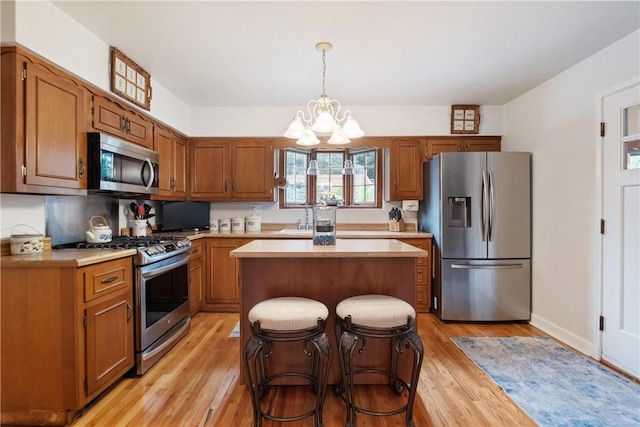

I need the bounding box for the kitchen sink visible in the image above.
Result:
[277,229,313,235]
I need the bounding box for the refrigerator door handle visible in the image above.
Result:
[488,170,495,241]
[451,263,524,270]
[481,171,488,241]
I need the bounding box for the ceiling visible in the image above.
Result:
[51,1,639,108]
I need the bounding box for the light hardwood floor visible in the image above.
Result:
[71,312,546,426]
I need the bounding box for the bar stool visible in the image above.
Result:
[244,297,332,427]
[334,294,424,427]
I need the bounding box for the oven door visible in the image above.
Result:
[136,252,190,352]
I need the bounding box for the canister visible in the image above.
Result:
[219,218,231,233]
[246,214,262,232]
[209,219,219,233]
[231,216,245,232]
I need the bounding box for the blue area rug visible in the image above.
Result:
[452,336,640,427]
[229,321,240,338]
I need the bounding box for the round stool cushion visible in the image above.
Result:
[248,297,329,331]
[336,294,416,329]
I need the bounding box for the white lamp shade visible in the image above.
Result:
[327,128,351,145]
[311,109,338,133]
[284,116,306,139]
[342,116,364,138]
[297,128,321,146]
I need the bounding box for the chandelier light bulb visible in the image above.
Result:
[327,128,351,145]
[284,116,306,139]
[297,127,321,146]
[312,109,338,133]
[342,116,365,138]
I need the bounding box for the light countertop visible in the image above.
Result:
[0,248,137,268]
[230,238,428,258]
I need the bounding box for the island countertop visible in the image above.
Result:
[230,238,428,258]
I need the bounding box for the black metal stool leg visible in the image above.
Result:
[404,330,424,427]
[338,330,359,427]
[244,335,267,427]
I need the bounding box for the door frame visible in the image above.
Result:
[595,76,640,361]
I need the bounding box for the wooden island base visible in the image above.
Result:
[231,239,428,385]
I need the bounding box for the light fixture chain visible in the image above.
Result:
[321,48,327,97]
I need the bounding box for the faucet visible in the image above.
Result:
[297,206,311,230]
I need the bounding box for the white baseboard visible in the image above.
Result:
[530,314,600,360]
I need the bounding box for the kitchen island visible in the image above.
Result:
[230,239,428,385]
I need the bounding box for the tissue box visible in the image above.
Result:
[389,219,405,232]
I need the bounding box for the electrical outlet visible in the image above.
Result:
[249,205,262,215]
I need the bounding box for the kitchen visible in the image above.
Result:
[1,1,639,426]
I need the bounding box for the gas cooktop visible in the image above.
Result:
[54,235,181,250]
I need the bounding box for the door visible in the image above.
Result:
[441,259,531,321]
[440,152,486,259]
[601,81,640,378]
[486,152,531,259]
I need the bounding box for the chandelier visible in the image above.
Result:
[284,42,364,146]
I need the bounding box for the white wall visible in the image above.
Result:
[502,30,640,357]
[190,105,503,137]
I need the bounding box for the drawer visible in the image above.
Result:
[81,258,132,302]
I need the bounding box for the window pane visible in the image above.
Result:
[624,139,640,170]
[316,152,344,202]
[285,151,308,203]
[353,150,377,204]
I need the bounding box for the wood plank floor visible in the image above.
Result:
[71,312,547,427]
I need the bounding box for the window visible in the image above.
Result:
[280,148,382,208]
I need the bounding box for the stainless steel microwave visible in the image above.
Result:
[87,132,159,196]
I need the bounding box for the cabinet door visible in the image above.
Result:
[463,137,501,153]
[205,239,249,311]
[173,136,187,197]
[92,96,152,148]
[189,140,229,200]
[84,287,134,398]
[425,138,462,161]
[124,112,153,148]
[189,241,204,315]
[24,61,86,189]
[230,140,274,200]
[386,138,423,200]
[154,126,174,197]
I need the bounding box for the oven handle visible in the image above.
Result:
[140,255,189,279]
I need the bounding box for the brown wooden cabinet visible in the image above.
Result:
[424,136,501,161]
[92,95,153,148]
[0,257,134,425]
[1,47,88,194]
[399,237,432,313]
[203,238,251,311]
[189,138,274,201]
[189,240,204,315]
[384,138,424,201]
[153,125,187,200]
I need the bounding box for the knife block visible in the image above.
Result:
[389,219,405,232]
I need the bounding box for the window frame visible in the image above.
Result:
[278,147,382,209]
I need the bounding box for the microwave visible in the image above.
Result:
[87,132,159,196]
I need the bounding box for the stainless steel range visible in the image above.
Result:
[56,235,192,375]
[133,236,191,375]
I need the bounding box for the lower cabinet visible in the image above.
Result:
[203,238,251,312]
[398,237,432,313]
[189,240,204,315]
[0,257,134,425]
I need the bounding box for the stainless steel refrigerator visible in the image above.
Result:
[419,152,531,322]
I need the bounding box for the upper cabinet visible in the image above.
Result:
[92,95,153,148]
[189,138,274,201]
[1,47,88,195]
[385,138,424,201]
[153,125,187,200]
[424,136,501,161]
